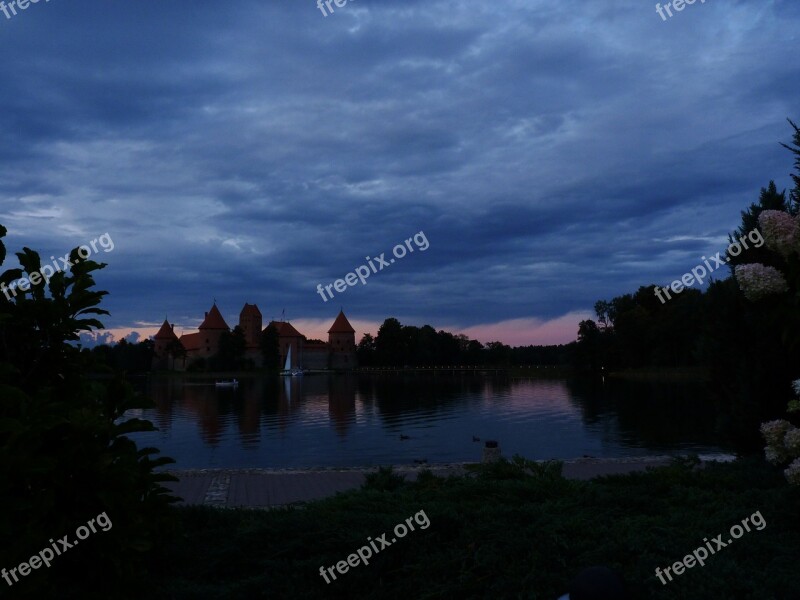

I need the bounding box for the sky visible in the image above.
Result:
[0,0,798,347]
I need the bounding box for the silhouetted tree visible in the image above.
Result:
[727,181,789,270]
[780,118,800,212]
[375,318,407,365]
[357,333,376,366]
[260,323,280,370]
[0,225,175,597]
[210,326,247,371]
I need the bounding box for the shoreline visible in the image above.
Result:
[164,453,737,477]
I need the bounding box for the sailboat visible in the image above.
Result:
[280,345,304,377]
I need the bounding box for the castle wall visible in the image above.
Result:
[302,345,329,370]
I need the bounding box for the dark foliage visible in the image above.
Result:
[0,225,177,598]
[150,457,800,599]
[260,323,281,370]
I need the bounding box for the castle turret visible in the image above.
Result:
[328,310,357,369]
[239,303,263,349]
[153,319,181,370]
[197,303,230,357]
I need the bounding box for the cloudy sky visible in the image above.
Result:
[0,0,798,346]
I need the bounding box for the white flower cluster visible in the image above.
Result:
[735,264,790,301]
[734,209,800,301]
[759,210,800,257]
[760,382,800,485]
[785,458,800,486]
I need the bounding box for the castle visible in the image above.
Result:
[152,302,357,371]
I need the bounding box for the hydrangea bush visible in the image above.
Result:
[734,210,799,300]
[734,208,800,485]
[760,385,800,485]
[758,209,800,258]
[734,263,789,300]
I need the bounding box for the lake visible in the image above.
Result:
[129,373,732,469]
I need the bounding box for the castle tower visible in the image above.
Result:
[239,303,263,368]
[239,303,263,349]
[152,319,181,370]
[197,302,230,358]
[328,310,357,369]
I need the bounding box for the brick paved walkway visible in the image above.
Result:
[163,456,692,509]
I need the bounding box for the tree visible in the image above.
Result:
[260,323,280,370]
[465,339,484,365]
[485,341,511,365]
[594,300,613,330]
[575,319,602,371]
[211,326,247,371]
[727,181,789,270]
[435,329,461,365]
[356,333,376,366]
[780,118,800,213]
[375,318,407,366]
[165,337,186,371]
[0,225,176,597]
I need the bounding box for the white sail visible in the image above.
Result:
[284,345,292,371]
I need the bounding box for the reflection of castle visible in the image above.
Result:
[152,302,357,371]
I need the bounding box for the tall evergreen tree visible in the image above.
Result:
[780,118,800,213]
[726,181,788,270]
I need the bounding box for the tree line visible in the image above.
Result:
[355,317,571,367]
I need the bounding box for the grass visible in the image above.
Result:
[149,457,799,599]
[607,367,712,382]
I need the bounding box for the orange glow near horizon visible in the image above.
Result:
[97,310,588,347]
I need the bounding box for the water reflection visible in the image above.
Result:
[131,374,731,469]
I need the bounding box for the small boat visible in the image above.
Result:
[215,379,239,388]
[280,347,304,377]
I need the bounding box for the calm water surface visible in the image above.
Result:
[129,374,731,469]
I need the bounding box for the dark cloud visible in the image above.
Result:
[0,0,798,343]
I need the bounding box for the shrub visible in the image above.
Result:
[0,225,176,597]
[362,466,407,492]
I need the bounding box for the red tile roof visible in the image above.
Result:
[328,310,355,334]
[240,303,262,318]
[154,319,178,341]
[199,304,230,330]
[179,332,202,351]
[267,321,304,338]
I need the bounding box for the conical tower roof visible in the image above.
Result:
[199,304,230,330]
[328,310,355,334]
[154,319,178,341]
[240,303,262,318]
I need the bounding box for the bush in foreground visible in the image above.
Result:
[151,457,799,599]
[0,225,176,598]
